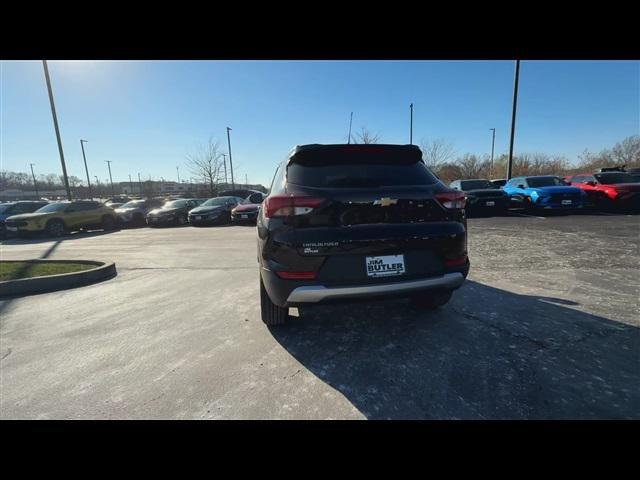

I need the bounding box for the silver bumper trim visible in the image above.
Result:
[286,272,465,303]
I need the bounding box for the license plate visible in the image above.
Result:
[241,215,248,219]
[7,226,17,232]
[562,200,572,205]
[195,216,201,220]
[151,218,158,222]
[366,255,405,278]
[485,201,495,207]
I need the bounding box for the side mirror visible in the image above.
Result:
[517,184,525,189]
[586,181,596,186]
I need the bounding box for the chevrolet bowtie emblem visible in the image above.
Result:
[374,197,398,207]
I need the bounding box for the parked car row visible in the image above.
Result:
[0,190,267,239]
[449,168,640,215]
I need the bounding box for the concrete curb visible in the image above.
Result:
[0,260,117,298]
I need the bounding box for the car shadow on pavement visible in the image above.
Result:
[0,229,118,246]
[269,280,639,419]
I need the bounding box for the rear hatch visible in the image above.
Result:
[263,144,467,284]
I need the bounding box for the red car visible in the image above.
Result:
[230,192,265,224]
[567,171,640,211]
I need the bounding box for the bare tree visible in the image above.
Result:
[420,138,456,170]
[351,126,381,144]
[456,154,490,179]
[186,137,225,196]
[611,135,640,165]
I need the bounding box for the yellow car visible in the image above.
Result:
[4,200,118,237]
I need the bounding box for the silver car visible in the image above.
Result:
[115,198,164,227]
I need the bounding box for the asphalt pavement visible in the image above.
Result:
[1,212,638,419]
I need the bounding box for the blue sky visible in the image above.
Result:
[1,60,638,186]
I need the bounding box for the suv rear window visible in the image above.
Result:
[287,162,438,188]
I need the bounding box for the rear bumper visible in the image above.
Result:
[465,198,509,211]
[534,202,586,210]
[231,211,258,222]
[286,272,465,303]
[146,217,175,226]
[261,264,468,307]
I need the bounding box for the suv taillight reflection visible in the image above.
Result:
[435,191,466,209]
[263,195,325,218]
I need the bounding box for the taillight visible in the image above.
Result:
[275,271,317,280]
[444,255,468,267]
[435,191,466,209]
[263,194,325,218]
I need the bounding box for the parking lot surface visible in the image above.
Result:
[1,213,639,419]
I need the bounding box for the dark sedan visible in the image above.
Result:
[115,198,165,227]
[188,196,246,226]
[231,192,264,224]
[146,199,201,227]
[450,179,510,215]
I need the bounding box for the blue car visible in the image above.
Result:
[502,176,587,211]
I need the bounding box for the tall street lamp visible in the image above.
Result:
[489,128,496,178]
[226,127,235,189]
[30,163,39,198]
[105,160,114,196]
[42,60,72,200]
[80,139,92,198]
[222,153,228,185]
[507,60,521,180]
[409,103,414,145]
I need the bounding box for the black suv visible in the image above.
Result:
[257,144,470,326]
[449,178,510,215]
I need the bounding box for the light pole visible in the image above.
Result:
[489,128,496,178]
[347,111,353,144]
[80,139,92,199]
[42,60,72,200]
[129,174,133,195]
[94,176,101,197]
[222,153,228,185]
[226,127,235,189]
[409,103,414,145]
[105,160,114,196]
[176,166,180,183]
[138,172,143,196]
[507,60,521,180]
[30,163,39,198]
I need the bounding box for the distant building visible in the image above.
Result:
[118,181,266,196]
[0,189,69,201]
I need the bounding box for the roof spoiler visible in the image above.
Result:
[287,144,424,166]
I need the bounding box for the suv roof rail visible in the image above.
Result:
[595,165,626,173]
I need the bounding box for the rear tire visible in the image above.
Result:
[133,213,145,227]
[410,289,453,310]
[102,215,116,231]
[177,214,187,226]
[46,219,65,237]
[260,275,289,326]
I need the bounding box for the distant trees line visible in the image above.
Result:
[3,134,638,191]
[0,172,84,191]
[351,128,639,184]
[421,134,640,183]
